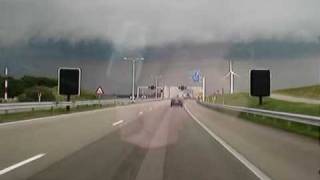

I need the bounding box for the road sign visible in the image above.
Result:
[58,68,81,96]
[192,71,201,82]
[96,86,105,96]
[250,69,270,105]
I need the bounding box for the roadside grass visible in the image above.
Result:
[274,84,320,100]
[0,104,115,124]
[239,112,320,139]
[206,93,320,139]
[210,93,320,116]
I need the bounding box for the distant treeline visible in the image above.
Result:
[0,76,57,99]
[0,75,97,102]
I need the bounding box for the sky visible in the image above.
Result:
[1,0,320,47]
[0,0,320,94]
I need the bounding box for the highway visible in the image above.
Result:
[0,100,319,180]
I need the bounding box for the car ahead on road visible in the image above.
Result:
[171,98,183,107]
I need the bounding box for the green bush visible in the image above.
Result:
[21,76,57,88]
[18,86,56,102]
[0,75,57,98]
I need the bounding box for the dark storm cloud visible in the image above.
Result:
[1,0,320,94]
[0,0,320,47]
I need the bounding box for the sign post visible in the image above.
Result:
[58,68,81,111]
[96,86,104,107]
[192,70,205,101]
[202,76,206,102]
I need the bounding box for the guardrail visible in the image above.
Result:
[198,101,320,127]
[0,98,161,114]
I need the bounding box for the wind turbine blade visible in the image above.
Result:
[223,72,231,78]
[232,72,240,77]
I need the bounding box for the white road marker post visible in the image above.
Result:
[4,67,8,101]
[38,92,42,103]
[202,76,206,102]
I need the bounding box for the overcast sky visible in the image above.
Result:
[1,0,320,48]
[1,0,320,94]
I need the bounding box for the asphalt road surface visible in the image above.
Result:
[0,100,319,180]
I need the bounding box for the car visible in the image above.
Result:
[171,98,183,107]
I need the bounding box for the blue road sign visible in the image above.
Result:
[192,71,201,82]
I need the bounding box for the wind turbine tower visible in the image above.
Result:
[224,60,239,94]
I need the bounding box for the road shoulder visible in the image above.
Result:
[185,100,320,180]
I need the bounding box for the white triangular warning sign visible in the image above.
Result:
[96,86,104,95]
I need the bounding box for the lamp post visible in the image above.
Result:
[123,57,144,102]
[153,75,162,100]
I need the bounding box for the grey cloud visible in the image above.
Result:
[0,0,320,47]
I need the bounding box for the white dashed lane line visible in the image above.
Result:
[0,153,46,176]
[112,120,124,127]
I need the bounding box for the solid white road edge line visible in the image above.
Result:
[0,153,46,176]
[112,120,124,126]
[184,105,271,180]
[0,107,119,127]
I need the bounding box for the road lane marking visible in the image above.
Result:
[139,111,144,115]
[112,120,124,126]
[0,100,160,127]
[0,153,46,176]
[184,105,271,180]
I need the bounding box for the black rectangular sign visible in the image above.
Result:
[58,68,81,96]
[250,70,270,97]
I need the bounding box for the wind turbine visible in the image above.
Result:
[224,60,239,94]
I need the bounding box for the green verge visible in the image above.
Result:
[274,84,320,100]
[239,113,319,139]
[0,104,116,124]
[209,93,320,116]
[206,93,320,139]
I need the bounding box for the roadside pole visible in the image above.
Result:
[153,75,162,100]
[202,76,206,102]
[38,92,42,103]
[155,77,158,99]
[137,86,140,100]
[66,95,71,111]
[96,86,104,107]
[132,60,135,101]
[123,57,144,102]
[98,94,102,107]
[4,67,8,101]
[222,88,225,105]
